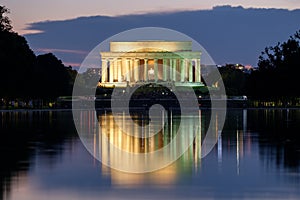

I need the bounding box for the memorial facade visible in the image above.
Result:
[99,41,203,88]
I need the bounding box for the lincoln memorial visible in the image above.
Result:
[98,41,204,88]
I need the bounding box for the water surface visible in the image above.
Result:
[1,109,300,199]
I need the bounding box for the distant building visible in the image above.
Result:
[222,63,255,74]
[85,68,101,76]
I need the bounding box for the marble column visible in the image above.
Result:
[101,59,107,83]
[185,59,189,81]
[180,59,185,82]
[109,59,114,83]
[144,59,148,81]
[173,59,177,82]
[130,58,134,82]
[154,59,158,82]
[113,59,118,81]
[169,59,173,81]
[189,59,193,82]
[117,59,122,82]
[163,59,167,81]
[134,59,139,82]
[122,58,127,80]
[126,59,130,82]
[195,59,201,82]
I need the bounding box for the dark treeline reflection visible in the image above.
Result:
[0,111,77,199]
[248,109,300,170]
[0,109,300,199]
[223,109,300,170]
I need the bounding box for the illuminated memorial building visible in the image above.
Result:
[98,41,204,88]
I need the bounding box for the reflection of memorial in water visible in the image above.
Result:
[78,109,251,176]
[95,110,206,185]
[78,109,224,184]
[99,113,150,153]
[96,110,202,154]
[93,110,216,180]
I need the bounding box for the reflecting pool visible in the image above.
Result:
[1,109,300,199]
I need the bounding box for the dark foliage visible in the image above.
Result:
[33,53,75,98]
[247,30,300,98]
[0,31,36,97]
[0,6,76,100]
[219,65,247,96]
[0,6,12,32]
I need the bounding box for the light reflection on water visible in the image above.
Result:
[78,110,211,173]
[1,109,300,199]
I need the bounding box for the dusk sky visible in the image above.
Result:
[3,0,300,34]
[1,1,300,68]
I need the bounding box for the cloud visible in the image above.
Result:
[24,5,300,67]
[63,62,82,67]
[36,48,88,55]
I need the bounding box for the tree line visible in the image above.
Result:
[0,6,77,107]
[216,30,300,105]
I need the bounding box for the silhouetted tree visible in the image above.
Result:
[0,6,12,32]
[248,30,300,98]
[0,6,36,98]
[33,53,75,98]
[219,65,247,96]
[0,6,77,101]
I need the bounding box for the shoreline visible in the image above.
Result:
[1,106,300,112]
[1,97,300,111]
